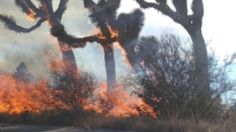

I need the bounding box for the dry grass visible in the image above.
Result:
[77,112,236,132]
[1,111,236,132]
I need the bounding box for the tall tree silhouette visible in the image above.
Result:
[114,9,144,73]
[84,0,120,89]
[51,0,144,89]
[0,0,77,75]
[136,0,209,97]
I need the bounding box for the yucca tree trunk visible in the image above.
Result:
[41,0,78,75]
[58,41,78,75]
[188,27,210,116]
[103,45,116,90]
[190,28,209,91]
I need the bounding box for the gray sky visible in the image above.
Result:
[0,0,235,80]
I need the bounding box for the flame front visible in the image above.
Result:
[0,75,66,114]
[83,83,157,118]
[0,59,157,118]
[0,74,157,118]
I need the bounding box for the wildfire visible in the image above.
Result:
[97,26,118,40]
[0,60,157,118]
[0,75,66,114]
[83,82,157,118]
[26,10,37,22]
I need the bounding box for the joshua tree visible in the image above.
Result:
[135,0,209,97]
[0,0,77,75]
[51,0,144,89]
[83,0,120,89]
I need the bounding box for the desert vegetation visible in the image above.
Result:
[0,0,235,132]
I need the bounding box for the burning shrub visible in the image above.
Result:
[83,82,157,118]
[0,60,157,122]
[0,62,67,115]
[49,60,157,118]
[51,68,97,114]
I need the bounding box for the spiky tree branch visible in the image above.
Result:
[136,0,204,29]
[15,0,43,19]
[0,15,45,33]
[25,0,42,15]
[15,0,33,14]
[136,0,189,25]
[50,24,117,48]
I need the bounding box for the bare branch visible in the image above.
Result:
[136,0,188,25]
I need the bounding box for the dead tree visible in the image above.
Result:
[0,0,77,75]
[136,0,210,99]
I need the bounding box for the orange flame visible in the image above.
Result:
[96,26,118,40]
[83,82,157,118]
[0,74,157,118]
[0,59,157,118]
[0,75,66,114]
[26,10,37,22]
